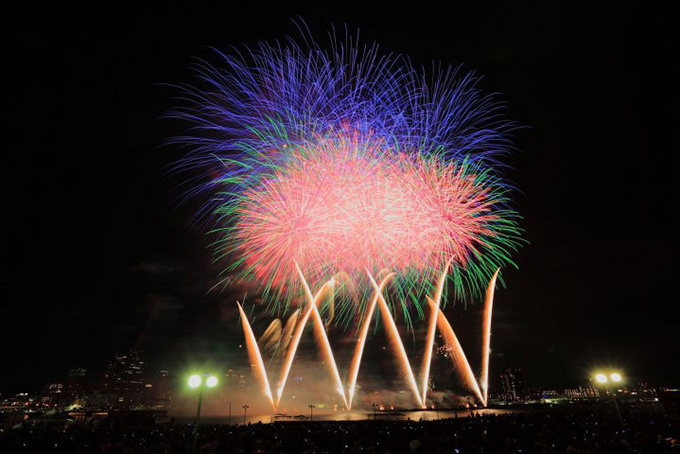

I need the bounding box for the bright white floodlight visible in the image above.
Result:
[188,374,202,388]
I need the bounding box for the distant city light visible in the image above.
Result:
[188,374,202,388]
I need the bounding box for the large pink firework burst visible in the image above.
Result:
[232,132,501,297]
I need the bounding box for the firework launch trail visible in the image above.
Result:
[238,265,499,410]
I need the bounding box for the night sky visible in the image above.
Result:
[2,2,678,394]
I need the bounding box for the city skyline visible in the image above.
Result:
[1,346,666,417]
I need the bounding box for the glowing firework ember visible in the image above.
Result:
[172,26,522,316]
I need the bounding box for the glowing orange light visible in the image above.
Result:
[237,303,276,410]
[237,264,500,411]
[420,259,452,406]
[368,271,424,409]
[480,269,500,406]
[429,298,484,403]
[347,272,394,410]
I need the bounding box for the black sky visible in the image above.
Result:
[2,2,679,394]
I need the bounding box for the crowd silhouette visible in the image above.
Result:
[1,407,678,453]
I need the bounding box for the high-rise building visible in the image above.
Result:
[499,368,525,400]
[65,367,89,396]
[147,369,172,409]
[104,349,146,408]
[40,383,64,406]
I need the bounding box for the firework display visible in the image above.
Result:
[237,266,499,410]
[173,29,522,319]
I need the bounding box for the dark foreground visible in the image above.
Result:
[1,407,678,453]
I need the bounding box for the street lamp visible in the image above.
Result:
[308,404,315,421]
[188,374,202,388]
[188,373,219,454]
[242,404,250,425]
[592,371,624,426]
[371,403,378,420]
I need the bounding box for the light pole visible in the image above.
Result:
[594,371,624,427]
[228,402,232,425]
[243,404,249,425]
[188,373,219,454]
[308,404,315,421]
[371,403,378,420]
